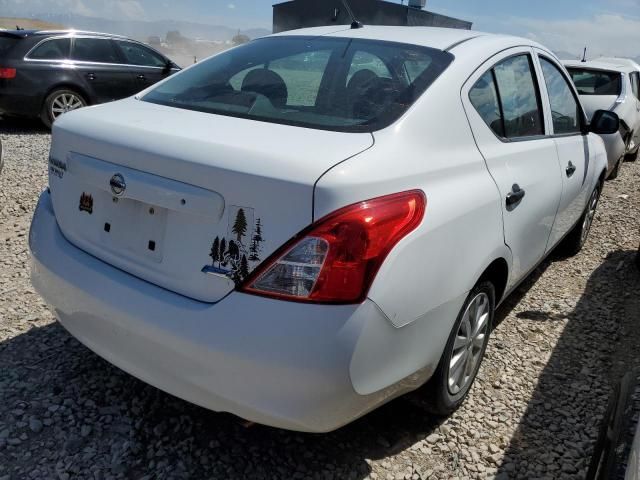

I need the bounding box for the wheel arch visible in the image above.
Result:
[476,257,509,305]
[42,83,92,109]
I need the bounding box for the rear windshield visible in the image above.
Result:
[567,68,622,96]
[142,36,453,132]
[0,37,18,56]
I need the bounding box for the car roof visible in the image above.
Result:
[270,25,545,53]
[563,59,637,74]
[0,29,128,40]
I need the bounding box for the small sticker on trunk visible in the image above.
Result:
[79,193,93,214]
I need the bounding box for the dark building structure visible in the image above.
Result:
[272,0,472,34]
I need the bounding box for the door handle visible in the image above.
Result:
[86,73,96,80]
[506,184,526,208]
[566,161,577,177]
[136,74,146,80]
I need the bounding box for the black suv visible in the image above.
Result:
[0,30,180,127]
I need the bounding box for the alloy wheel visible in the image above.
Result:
[51,93,84,119]
[447,292,490,395]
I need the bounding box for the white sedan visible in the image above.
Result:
[29,26,617,432]
[564,59,640,179]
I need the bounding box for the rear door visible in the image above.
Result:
[462,48,563,285]
[71,36,137,102]
[113,40,176,92]
[535,53,593,248]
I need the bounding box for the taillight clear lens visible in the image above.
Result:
[0,68,16,79]
[242,190,426,304]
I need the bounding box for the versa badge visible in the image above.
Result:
[79,193,93,214]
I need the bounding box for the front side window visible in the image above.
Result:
[567,68,621,96]
[492,55,544,138]
[117,41,167,67]
[540,58,581,135]
[29,38,71,60]
[72,38,120,64]
[142,36,453,132]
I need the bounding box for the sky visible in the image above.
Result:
[2,0,640,58]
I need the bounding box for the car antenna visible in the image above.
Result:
[340,0,363,29]
[581,47,587,63]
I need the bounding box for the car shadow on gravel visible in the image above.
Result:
[0,117,49,135]
[0,317,447,479]
[495,249,640,479]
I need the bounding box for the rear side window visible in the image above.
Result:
[493,55,544,138]
[567,68,621,96]
[142,36,453,133]
[116,41,167,67]
[539,58,581,135]
[28,38,71,60]
[73,38,120,64]
[469,70,504,137]
[0,37,18,56]
[469,54,544,139]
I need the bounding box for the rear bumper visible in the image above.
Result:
[0,91,41,117]
[29,191,452,432]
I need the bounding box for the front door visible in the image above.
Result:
[71,37,136,103]
[462,48,563,287]
[113,40,175,93]
[535,53,593,248]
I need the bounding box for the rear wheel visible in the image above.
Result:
[559,183,601,257]
[424,281,495,415]
[41,89,87,129]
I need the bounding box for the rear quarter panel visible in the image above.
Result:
[314,55,509,330]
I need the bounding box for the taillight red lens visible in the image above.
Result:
[241,190,426,304]
[0,68,16,79]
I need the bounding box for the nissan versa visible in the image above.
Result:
[29,26,618,432]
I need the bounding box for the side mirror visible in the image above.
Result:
[590,110,620,135]
[162,60,175,74]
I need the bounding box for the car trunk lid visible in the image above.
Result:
[48,98,374,302]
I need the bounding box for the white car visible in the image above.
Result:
[564,59,640,178]
[29,26,617,432]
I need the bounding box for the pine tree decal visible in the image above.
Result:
[219,238,227,266]
[232,208,248,242]
[249,218,264,262]
[240,254,250,280]
[227,240,240,260]
[210,237,220,265]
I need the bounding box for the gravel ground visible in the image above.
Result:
[0,117,639,480]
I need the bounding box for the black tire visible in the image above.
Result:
[624,147,638,162]
[41,88,87,129]
[607,157,622,180]
[424,281,495,416]
[559,183,601,257]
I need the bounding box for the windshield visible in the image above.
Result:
[567,68,622,96]
[142,36,453,132]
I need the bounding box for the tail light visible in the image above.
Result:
[0,68,16,79]
[241,190,426,304]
